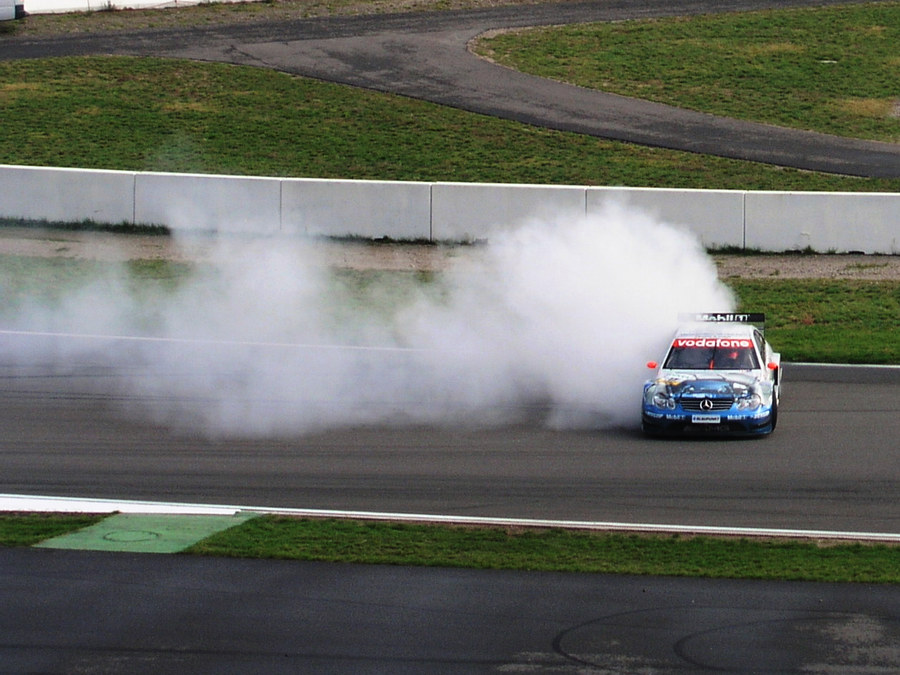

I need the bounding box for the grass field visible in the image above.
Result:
[4,56,895,191]
[2,253,898,363]
[730,278,900,363]
[1,3,900,190]
[475,2,900,143]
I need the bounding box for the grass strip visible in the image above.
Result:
[0,513,106,546]
[1,55,899,192]
[4,514,895,583]
[476,2,900,142]
[730,278,900,363]
[1,253,897,364]
[185,516,900,583]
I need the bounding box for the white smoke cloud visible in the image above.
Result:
[1,203,734,436]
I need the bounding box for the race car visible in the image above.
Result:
[641,313,781,436]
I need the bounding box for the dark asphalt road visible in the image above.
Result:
[3,547,899,674]
[2,359,898,534]
[1,0,899,176]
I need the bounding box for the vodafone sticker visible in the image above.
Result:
[673,338,752,349]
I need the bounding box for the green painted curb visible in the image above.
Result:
[35,513,256,554]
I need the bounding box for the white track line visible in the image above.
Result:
[0,329,423,352]
[0,494,238,515]
[7,330,899,367]
[2,494,898,543]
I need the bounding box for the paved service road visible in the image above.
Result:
[3,547,899,674]
[1,0,899,177]
[1,359,898,535]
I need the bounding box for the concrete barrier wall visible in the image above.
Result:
[135,172,283,235]
[745,191,900,254]
[25,0,244,15]
[1,0,23,20]
[1,164,898,253]
[586,187,746,250]
[0,165,135,224]
[431,182,587,241]
[283,178,431,240]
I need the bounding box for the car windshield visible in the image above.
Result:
[664,345,759,370]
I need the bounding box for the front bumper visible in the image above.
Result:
[641,406,774,436]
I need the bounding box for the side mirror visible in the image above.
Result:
[767,362,779,371]
[646,361,658,369]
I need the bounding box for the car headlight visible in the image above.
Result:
[650,390,676,410]
[736,393,762,410]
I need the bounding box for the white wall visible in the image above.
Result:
[745,191,900,254]
[431,182,585,241]
[586,187,746,250]
[282,178,431,240]
[135,172,282,234]
[0,165,134,224]
[1,0,16,20]
[1,164,898,253]
[22,0,241,14]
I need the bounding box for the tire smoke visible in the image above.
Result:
[2,204,734,436]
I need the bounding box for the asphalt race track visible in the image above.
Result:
[6,359,896,674]
[1,357,898,535]
[1,0,899,176]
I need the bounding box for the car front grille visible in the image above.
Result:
[680,397,734,411]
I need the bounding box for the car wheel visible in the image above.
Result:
[770,399,778,431]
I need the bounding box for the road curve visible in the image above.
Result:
[1,0,899,177]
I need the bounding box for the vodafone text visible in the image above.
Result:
[673,338,753,349]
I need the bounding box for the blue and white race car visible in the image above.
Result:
[641,313,781,436]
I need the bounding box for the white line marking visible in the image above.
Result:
[791,361,900,371]
[0,494,239,515]
[6,330,897,367]
[2,494,898,542]
[0,329,423,353]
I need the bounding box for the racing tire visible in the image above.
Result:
[770,399,778,431]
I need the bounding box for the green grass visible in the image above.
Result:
[2,514,894,582]
[476,2,900,142]
[1,54,899,191]
[0,251,188,313]
[1,252,897,363]
[2,3,899,189]
[729,278,900,363]
[0,513,106,546]
[186,517,900,583]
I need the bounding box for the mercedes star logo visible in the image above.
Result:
[699,398,714,411]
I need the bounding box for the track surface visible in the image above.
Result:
[1,359,898,534]
[1,0,899,176]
